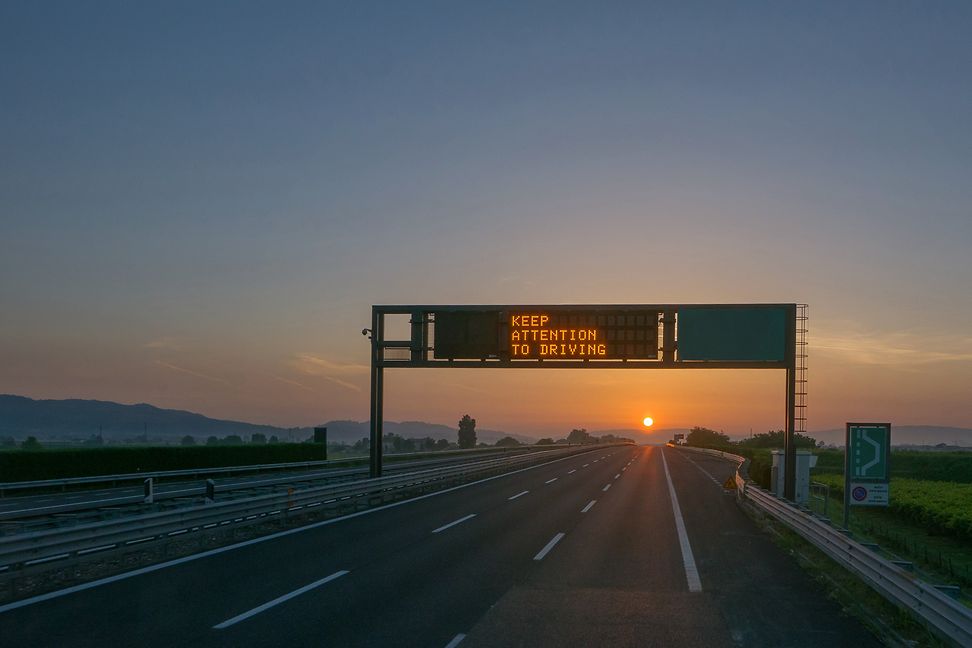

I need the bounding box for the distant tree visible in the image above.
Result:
[383,433,415,453]
[686,427,732,448]
[206,436,219,446]
[180,435,196,446]
[83,433,104,447]
[434,438,450,451]
[250,433,267,445]
[457,414,477,449]
[268,435,279,444]
[352,437,370,452]
[223,435,243,445]
[536,438,554,446]
[567,428,592,445]
[21,436,42,450]
[495,436,520,447]
[736,430,820,450]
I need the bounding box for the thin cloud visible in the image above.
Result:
[155,361,232,385]
[291,353,366,392]
[813,331,972,366]
[292,353,368,375]
[271,374,315,393]
[145,337,184,351]
[319,374,362,393]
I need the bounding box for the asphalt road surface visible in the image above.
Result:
[0,446,882,647]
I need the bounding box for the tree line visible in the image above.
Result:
[685,426,821,449]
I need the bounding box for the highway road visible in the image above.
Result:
[0,446,881,647]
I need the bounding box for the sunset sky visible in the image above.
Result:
[2,3,971,439]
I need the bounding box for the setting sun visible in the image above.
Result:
[643,417,654,427]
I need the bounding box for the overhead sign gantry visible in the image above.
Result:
[365,303,804,499]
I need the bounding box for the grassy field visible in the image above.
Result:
[808,473,972,592]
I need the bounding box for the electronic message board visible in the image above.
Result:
[432,309,660,360]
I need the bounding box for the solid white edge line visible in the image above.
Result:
[444,632,466,648]
[213,569,349,629]
[533,532,566,561]
[432,513,476,534]
[507,490,529,500]
[581,499,596,513]
[0,449,590,615]
[660,448,702,592]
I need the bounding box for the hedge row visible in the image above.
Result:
[0,444,329,482]
[812,449,972,483]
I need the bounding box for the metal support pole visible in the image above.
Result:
[784,304,797,501]
[369,309,384,478]
[662,309,676,365]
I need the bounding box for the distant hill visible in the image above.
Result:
[319,420,534,445]
[801,425,972,448]
[0,395,533,445]
[0,394,284,441]
[591,428,688,445]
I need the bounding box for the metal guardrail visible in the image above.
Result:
[0,444,539,495]
[0,448,557,521]
[0,445,612,577]
[674,445,972,646]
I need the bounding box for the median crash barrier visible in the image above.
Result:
[0,444,625,581]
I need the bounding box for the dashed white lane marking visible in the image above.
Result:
[213,570,349,629]
[533,532,566,560]
[432,513,477,534]
[508,490,529,501]
[444,633,466,648]
[602,483,612,492]
[614,474,620,479]
[583,464,589,468]
[567,469,576,474]
[545,478,558,484]
[0,450,584,615]
[682,454,722,485]
[660,449,702,592]
[581,499,597,513]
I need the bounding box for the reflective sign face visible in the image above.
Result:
[847,423,891,481]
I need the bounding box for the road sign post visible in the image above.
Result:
[143,477,154,504]
[843,422,891,529]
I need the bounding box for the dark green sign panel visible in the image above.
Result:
[677,306,787,362]
[847,423,891,481]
